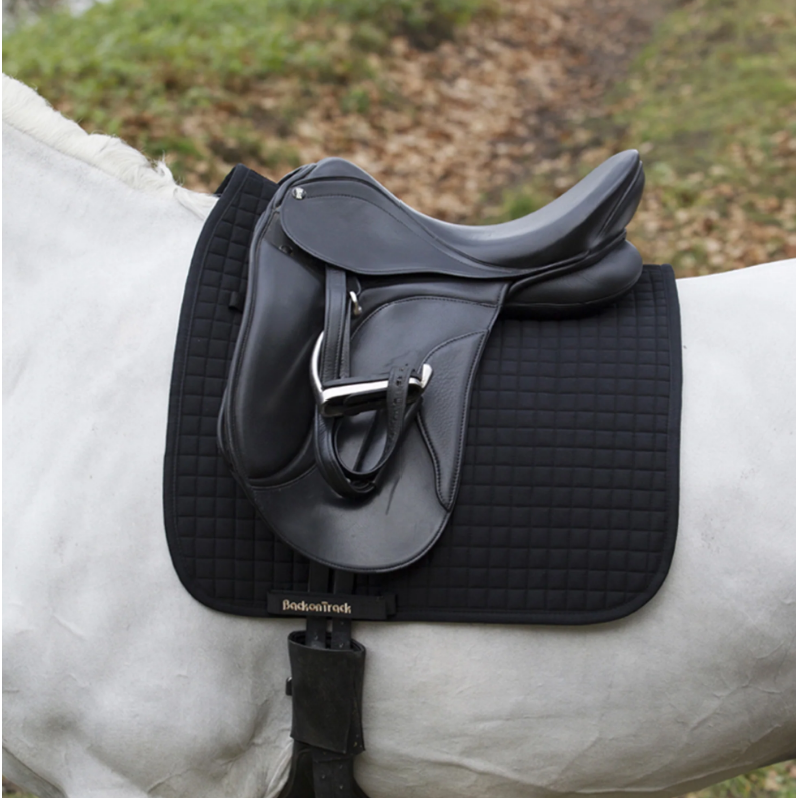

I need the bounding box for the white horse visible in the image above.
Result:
[3,75,795,798]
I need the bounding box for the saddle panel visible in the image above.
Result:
[505,240,643,317]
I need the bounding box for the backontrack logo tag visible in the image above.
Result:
[282,599,353,615]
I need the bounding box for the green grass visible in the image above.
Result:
[616,0,794,211]
[493,0,796,274]
[4,0,482,99]
[620,5,793,153]
[3,0,483,178]
[685,761,796,798]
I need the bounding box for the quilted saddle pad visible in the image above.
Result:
[163,164,682,626]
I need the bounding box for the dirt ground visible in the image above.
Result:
[188,0,673,221]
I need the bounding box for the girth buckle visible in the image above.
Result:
[310,333,433,418]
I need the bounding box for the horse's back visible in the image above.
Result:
[3,117,795,796]
[677,260,795,551]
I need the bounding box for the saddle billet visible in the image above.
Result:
[217,151,645,573]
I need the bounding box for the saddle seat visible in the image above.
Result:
[278,150,644,314]
[218,150,646,573]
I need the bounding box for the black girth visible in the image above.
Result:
[279,566,369,798]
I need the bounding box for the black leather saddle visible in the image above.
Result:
[217,150,645,573]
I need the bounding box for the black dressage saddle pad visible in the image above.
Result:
[164,164,682,625]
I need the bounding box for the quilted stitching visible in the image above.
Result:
[164,166,681,625]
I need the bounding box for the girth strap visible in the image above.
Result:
[279,566,370,798]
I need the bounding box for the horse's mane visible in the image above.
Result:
[2,75,216,219]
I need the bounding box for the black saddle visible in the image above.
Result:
[217,150,645,574]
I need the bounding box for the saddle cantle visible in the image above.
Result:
[217,151,645,573]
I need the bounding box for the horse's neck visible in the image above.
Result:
[4,121,206,304]
[3,124,208,575]
[3,123,207,392]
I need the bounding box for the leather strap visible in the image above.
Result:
[279,745,370,798]
[331,570,355,651]
[279,567,370,798]
[313,266,421,498]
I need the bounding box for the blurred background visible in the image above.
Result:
[3,0,795,794]
[4,0,795,276]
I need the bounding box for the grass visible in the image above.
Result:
[492,0,796,275]
[683,761,796,798]
[3,0,483,181]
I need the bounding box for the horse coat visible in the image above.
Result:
[2,75,795,798]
